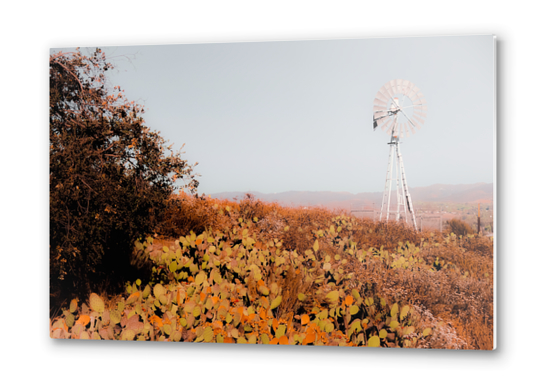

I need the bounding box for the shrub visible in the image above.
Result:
[445,219,474,237]
[49,48,198,308]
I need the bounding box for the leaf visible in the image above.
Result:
[89,293,104,313]
[195,272,206,285]
[301,314,310,325]
[325,291,339,302]
[126,291,140,305]
[69,299,78,313]
[313,240,319,253]
[304,332,316,345]
[153,284,166,298]
[423,328,432,337]
[400,305,410,320]
[297,293,307,302]
[349,305,359,315]
[203,326,213,342]
[76,315,90,327]
[368,336,380,347]
[379,329,388,339]
[344,295,354,306]
[270,296,282,310]
[279,335,289,345]
[391,303,399,317]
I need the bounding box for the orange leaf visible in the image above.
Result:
[76,315,90,327]
[211,296,220,305]
[257,279,265,287]
[195,238,202,245]
[345,295,354,306]
[149,315,163,328]
[200,292,206,302]
[301,314,310,325]
[279,335,289,345]
[272,318,279,331]
[247,313,256,322]
[270,338,279,345]
[127,291,140,302]
[223,337,234,343]
[259,308,268,321]
[304,331,316,345]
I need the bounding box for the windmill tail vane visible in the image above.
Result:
[372,79,427,231]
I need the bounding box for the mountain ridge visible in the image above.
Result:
[208,183,493,210]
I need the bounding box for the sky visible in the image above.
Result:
[54,35,495,195]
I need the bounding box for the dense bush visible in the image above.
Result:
[49,49,198,308]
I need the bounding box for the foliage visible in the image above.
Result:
[49,48,198,304]
[445,218,475,237]
[51,195,493,349]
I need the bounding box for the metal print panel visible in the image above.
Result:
[50,35,496,349]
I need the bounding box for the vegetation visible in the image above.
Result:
[445,218,475,237]
[51,194,493,349]
[49,49,198,309]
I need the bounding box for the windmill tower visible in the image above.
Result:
[372,79,427,231]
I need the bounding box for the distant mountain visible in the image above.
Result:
[210,183,493,210]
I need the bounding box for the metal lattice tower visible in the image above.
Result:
[372,79,427,231]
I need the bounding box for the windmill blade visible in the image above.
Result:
[396,79,404,93]
[384,83,395,100]
[380,117,392,132]
[373,100,387,110]
[381,83,394,100]
[407,85,417,100]
[414,105,428,112]
[409,87,420,101]
[400,80,409,95]
[376,91,389,104]
[413,95,425,103]
[373,105,387,112]
[403,80,414,96]
[391,79,398,95]
[413,114,426,125]
[414,110,427,118]
[399,109,419,132]
[407,120,416,134]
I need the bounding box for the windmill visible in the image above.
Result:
[372,79,427,231]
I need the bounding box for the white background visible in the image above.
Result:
[0,0,533,382]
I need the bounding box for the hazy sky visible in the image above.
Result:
[54,35,495,194]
